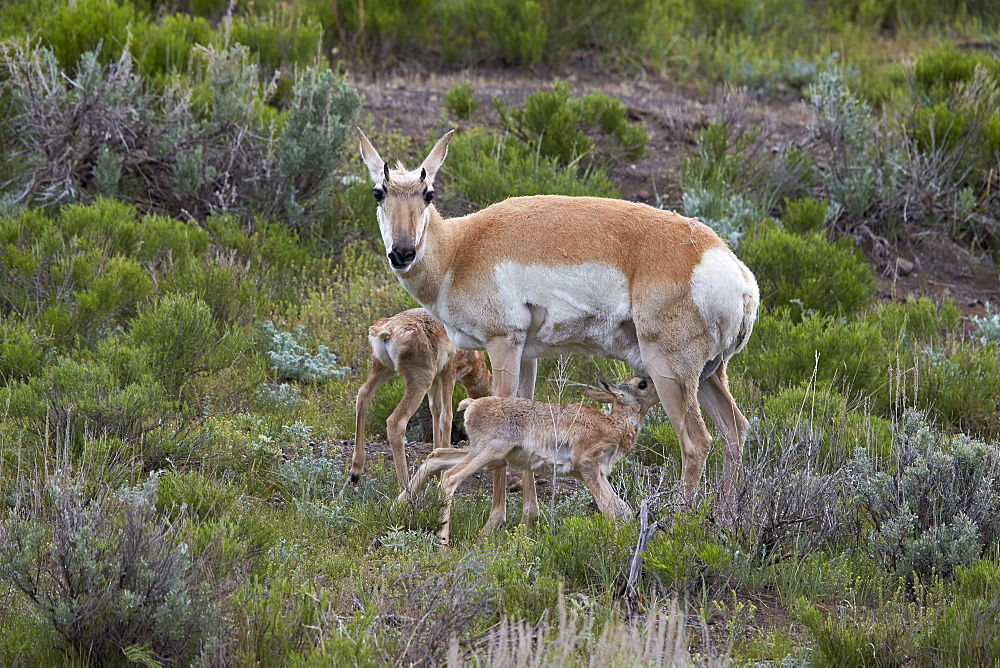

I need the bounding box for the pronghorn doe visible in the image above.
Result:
[358,128,759,529]
[350,308,492,489]
[400,376,659,544]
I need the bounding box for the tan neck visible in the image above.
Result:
[398,208,459,306]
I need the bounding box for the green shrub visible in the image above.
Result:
[442,81,480,120]
[740,224,877,318]
[914,46,1000,101]
[442,128,619,209]
[26,341,170,446]
[849,411,1000,579]
[781,197,829,234]
[538,514,636,589]
[487,532,561,624]
[643,506,732,596]
[794,559,1000,666]
[0,321,44,384]
[132,13,213,83]
[0,471,228,663]
[916,343,1000,437]
[439,0,547,65]
[228,14,324,81]
[36,0,134,69]
[128,294,250,399]
[867,297,962,346]
[230,577,336,663]
[732,309,890,404]
[494,81,647,165]
[761,382,893,464]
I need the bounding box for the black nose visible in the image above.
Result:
[388,246,416,268]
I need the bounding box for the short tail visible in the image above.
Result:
[458,398,476,412]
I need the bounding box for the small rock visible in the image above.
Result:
[635,189,650,201]
[894,257,915,276]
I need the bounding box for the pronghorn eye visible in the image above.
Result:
[373,187,385,202]
[637,380,648,390]
[423,189,435,203]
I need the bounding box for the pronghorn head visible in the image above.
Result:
[584,376,659,412]
[357,128,455,272]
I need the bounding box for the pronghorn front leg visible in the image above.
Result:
[516,357,539,528]
[481,336,525,535]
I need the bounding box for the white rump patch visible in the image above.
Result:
[689,247,757,355]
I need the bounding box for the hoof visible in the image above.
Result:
[349,473,360,485]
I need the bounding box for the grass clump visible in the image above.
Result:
[442,128,619,209]
[494,81,647,165]
[442,81,481,120]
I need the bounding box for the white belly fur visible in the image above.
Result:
[432,262,643,367]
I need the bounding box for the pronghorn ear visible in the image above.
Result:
[419,129,455,185]
[584,380,617,404]
[357,128,386,184]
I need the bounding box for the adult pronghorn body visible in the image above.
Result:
[358,128,759,530]
[351,308,492,490]
[402,376,660,545]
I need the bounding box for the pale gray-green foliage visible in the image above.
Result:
[806,67,888,219]
[848,411,1000,578]
[255,382,303,409]
[275,67,361,224]
[0,41,360,225]
[275,453,343,503]
[259,321,348,382]
[0,471,221,661]
[380,526,442,556]
[274,454,348,529]
[971,302,1000,345]
[681,187,764,248]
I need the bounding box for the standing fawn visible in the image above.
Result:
[400,376,659,545]
[358,128,758,530]
[350,308,492,490]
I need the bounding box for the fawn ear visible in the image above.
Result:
[584,378,617,404]
[419,129,454,186]
[358,128,386,184]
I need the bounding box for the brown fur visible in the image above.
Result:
[400,377,659,545]
[350,308,491,490]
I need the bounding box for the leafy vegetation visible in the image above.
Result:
[1,0,999,664]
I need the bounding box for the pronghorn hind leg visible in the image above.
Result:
[697,361,748,519]
[639,341,712,503]
[439,447,510,544]
[386,370,435,491]
[351,361,394,484]
[427,375,446,450]
[435,363,458,448]
[398,447,468,503]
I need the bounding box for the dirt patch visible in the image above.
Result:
[878,232,1000,325]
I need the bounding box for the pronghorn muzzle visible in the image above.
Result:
[388,245,416,269]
